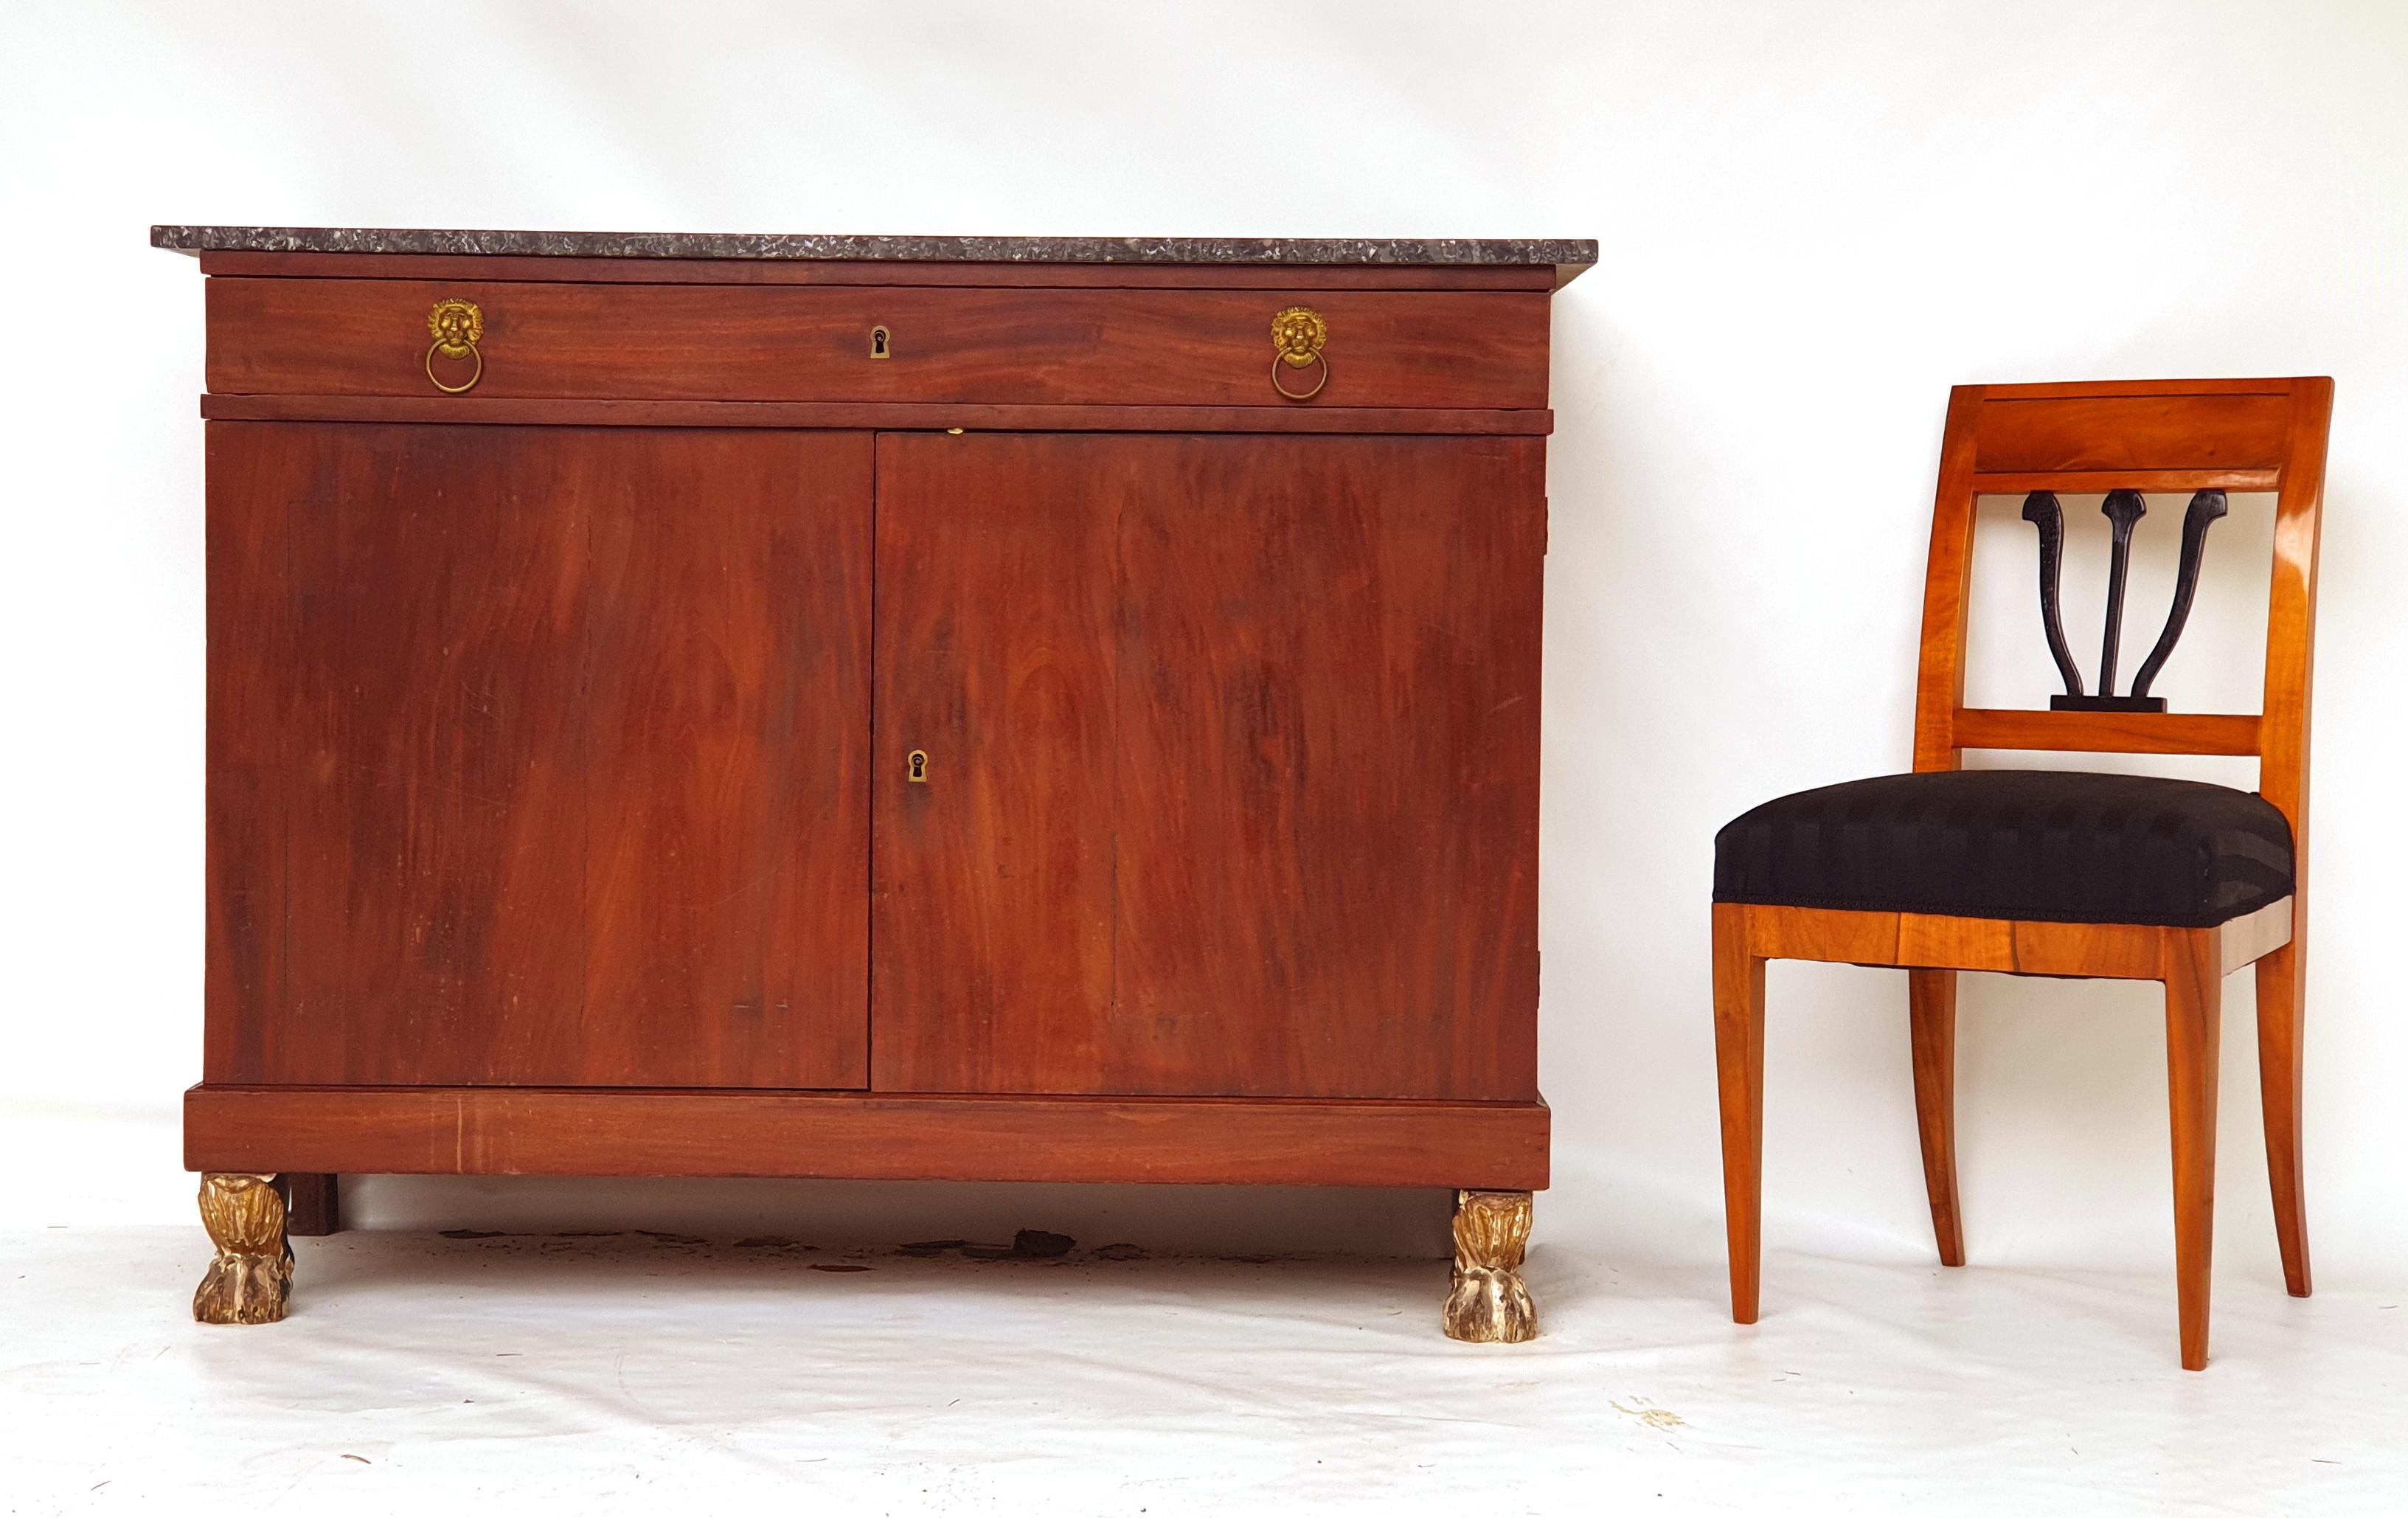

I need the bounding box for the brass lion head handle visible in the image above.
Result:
[1270,305,1328,401]
[425,298,485,394]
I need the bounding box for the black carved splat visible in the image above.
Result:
[2131,491,2230,699]
[2021,492,2084,698]
[2028,488,2227,713]
[2094,490,2148,697]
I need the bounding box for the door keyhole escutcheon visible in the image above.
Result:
[870,325,892,359]
[906,749,929,783]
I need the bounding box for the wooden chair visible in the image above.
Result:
[1710,378,2332,1370]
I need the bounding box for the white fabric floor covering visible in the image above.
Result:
[4,1226,2401,1514]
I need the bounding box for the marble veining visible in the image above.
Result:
[150,226,1597,280]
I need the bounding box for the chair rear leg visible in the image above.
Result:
[2165,929,2224,1371]
[1712,903,1769,1324]
[2255,939,2312,1297]
[1907,968,1966,1266]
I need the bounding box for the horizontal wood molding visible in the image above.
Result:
[1738,901,2287,981]
[1971,468,2280,495]
[1974,378,2300,400]
[1951,707,2263,756]
[198,250,1560,291]
[205,278,1550,409]
[1738,898,2291,981]
[198,394,1553,435]
[184,1086,1552,1191]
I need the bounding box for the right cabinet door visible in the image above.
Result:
[873,433,1542,1100]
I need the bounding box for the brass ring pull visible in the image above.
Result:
[425,340,483,394]
[425,297,485,395]
[1270,305,1328,403]
[1270,352,1328,401]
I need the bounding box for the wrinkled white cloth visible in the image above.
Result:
[4,1226,2400,1514]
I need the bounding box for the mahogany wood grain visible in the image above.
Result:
[580,431,872,1087]
[211,423,870,1087]
[2163,927,2223,1370]
[1110,436,1542,1100]
[276,423,588,1083]
[197,251,1558,291]
[1906,970,1965,1266]
[204,426,298,1080]
[184,1086,1552,1191]
[872,434,1542,1100]
[198,394,1554,437]
[1710,902,1768,1324]
[871,434,1120,1095]
[205,278,1550,409]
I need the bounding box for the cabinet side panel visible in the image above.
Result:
[1114,436,1544,1099]
[204,424,296,1082]
[872,434,1119,1091]
[582,431,872,1087]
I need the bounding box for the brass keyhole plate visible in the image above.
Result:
[906,749,929,783]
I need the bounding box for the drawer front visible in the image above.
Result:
[206,277,1551,409]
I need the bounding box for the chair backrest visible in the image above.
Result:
[1912,377,2334,860]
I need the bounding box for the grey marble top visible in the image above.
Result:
[151,226,1596,283]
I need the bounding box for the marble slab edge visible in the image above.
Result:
[151,227,1597,284]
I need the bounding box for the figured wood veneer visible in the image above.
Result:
[1718,377,2333,1370]
[206,278,1550,410]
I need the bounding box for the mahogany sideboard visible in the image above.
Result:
[159,226,1592,1339]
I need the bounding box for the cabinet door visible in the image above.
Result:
[206,423,871,1087]
[872,433,1542,1100]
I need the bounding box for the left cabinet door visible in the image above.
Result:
[206,423,872,1087]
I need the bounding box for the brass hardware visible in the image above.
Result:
[945,427,964,435]
[1270,305,1328,401]
[1443,1189,1538,1343]
[193,1173,293,1325]
[425,297,485,394]
[906,749,929,783]
[870,325,892,359]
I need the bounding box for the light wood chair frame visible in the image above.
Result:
[1713,377,2332,1370]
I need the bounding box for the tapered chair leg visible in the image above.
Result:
[2255,939,2312,1297]
[1711,902,1769,1325]
[2164,929,2224,1371]
[1906,968,1967,1267]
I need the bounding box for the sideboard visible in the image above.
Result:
[158,226,1592,1341]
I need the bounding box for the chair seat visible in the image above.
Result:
[1713,769,2293,928]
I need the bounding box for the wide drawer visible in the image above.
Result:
[204,277,1552,409]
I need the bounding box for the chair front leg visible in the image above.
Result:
[2164,929,2224,1371]
[1907,968,1966,1267]
[1712,902,1769,1324]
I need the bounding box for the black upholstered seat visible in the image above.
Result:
[1713,769,2293,928]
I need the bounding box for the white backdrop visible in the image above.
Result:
[5,1,2404,1293]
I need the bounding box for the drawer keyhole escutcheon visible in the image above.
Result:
[906,749,929,783]
[1270,305,1328,401]
[425,297,485,394]
[870,325,892,359]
